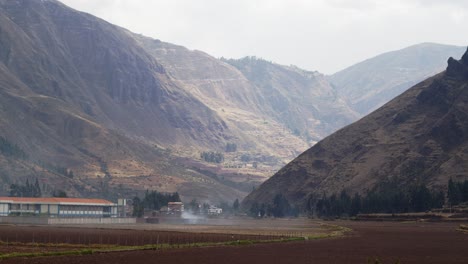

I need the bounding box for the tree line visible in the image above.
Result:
[132,191,181,217]
[0,136,28,159]
[200,151,224,163]
[448,178,468,206]
[247,178,468,219]
[308,179,467,218]
[248,194,298,218]
[185,198,241,215]
[225,143,237,152]
[9,179,41,197]
[9,178,68,198]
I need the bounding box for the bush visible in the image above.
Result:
[201,151,224,163]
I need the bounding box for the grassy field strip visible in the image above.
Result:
[0,240,113,249]
[0,249,94,259]
[0,222,351,260]
[316,222,352,239]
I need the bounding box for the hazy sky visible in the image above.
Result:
[60,0,468,74]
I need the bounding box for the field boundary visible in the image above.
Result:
[0,222,351,260]
[0,216,136,225]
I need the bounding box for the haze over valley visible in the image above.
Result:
[0,0,465,207]
[1,1,468,264]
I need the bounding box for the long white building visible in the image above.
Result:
[0,197,118,217]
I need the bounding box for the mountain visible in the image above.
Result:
[136,38,358,154]
[330,43,466,115]
[0,0,355,203]
[136,38,309,162]
[3,0,463,205]
[0,0,243,202]
[243,47,468,209]
[222,57,358,142]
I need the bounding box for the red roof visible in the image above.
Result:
[0,197,114,205]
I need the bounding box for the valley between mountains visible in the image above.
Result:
[0,0,465,204]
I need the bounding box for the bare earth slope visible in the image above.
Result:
[244,48,468,208]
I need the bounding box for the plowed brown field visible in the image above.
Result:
[1,221,467,264]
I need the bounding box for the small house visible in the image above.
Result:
[207,205,222,215]
[167,202,184,213]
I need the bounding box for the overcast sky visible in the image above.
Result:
[60,0,467,74]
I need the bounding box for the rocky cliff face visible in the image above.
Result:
[243,47,468,209]
[0,0,230,148]
[329,43,466,115]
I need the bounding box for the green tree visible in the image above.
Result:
[271,194,293,218]
[350,193,362,216]
[448,178,462,206]
[410,185,432,212]
[188,199,200,213]
[248,202,260,218]
[232,198,240,212]
[462,180,468,202]
[142,190,181,210]
[53,190,68,198]
[240,154,251,162]
[132,196,144,217]
[432,190,445,208]
[9,178,42,197]
[225,143,237,152]
[0,136,28,159]
[33,178,42,197]
[201,151,224,163]
[313,181,446,217]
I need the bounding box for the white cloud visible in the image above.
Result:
[60,0,468,74]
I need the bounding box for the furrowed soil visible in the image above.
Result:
[1,220,468,263]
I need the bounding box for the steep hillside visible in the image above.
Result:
[224,57,358,142]
[137,37,310,162]
[139,38,357,148]
[243,47,468,209]
[0,0,244,203]
[330,43,466,115]
[0,0,229,148]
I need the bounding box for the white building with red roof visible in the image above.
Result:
[0,197,118,217]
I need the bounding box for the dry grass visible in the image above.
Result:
[458,224,468,233]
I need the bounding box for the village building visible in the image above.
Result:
[167,202,184,213]
[0,197,118,217]
[207,205,222,215]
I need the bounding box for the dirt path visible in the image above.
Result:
[4,221,468,264]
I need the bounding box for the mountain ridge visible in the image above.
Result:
[243,47,468,209]
[329,42,466,115]
[0,0,243,203]
[0,0,466,205]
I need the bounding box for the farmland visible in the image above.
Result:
[0,219,467,263]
